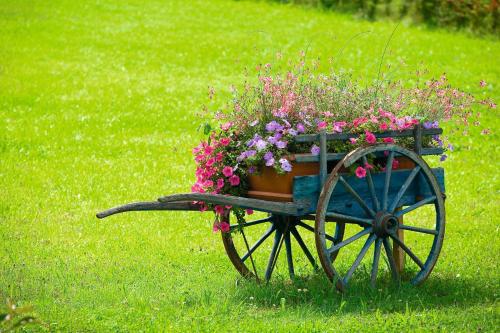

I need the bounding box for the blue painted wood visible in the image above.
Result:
[293,168,445,215]
[294,147,444,163]
[295,128,443,143]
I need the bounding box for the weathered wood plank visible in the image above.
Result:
[96,201,200,219]
[158,193,309,216]
[293,168,445,215]
[294,147,444,163]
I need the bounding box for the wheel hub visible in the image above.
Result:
[373,211,399,237]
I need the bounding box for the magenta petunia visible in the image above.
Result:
[365,131,376,144]
[216,178,225,189]
[219,137,231,146]
[355,166,367,178]
[222,166,233,177]
[245,209,254,215]
[229,175,240,186]
[214,205,225,215]
[383,137,394,143]
[219,222,230,233]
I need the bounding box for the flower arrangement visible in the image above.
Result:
[191,59,494,232]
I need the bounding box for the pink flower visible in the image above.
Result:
[214,205,225,215]
[349,138,357,144]
[229,175,240,186]
[245,209,254,215]
[370,115,379,123]
[383,137,394,143]
[220,222,230,233]
[222,166,233,177]
[221,122,233,131]
[216,178,225,189]
[353,117,368,127]
[355,166,366,178]
[204,146,214,155]
[479,80,487,87]
[220,137,231,146]
[212,223,220,233]
[333,121,346,133]
[317,121,327,130]
[198,202,208,212]
[215,152,223,162]
[365,131,376,144]
[364,162,374,170]
[379,123,388,131]
[203,180,214,188]
[206,157,216,167]
[392,159,400,170]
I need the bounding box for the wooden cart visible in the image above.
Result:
[97,125,445,292]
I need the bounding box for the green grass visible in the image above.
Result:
[1,0,499,331]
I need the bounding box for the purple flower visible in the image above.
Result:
[423,121,439,129]
[248,166,257,174]
[276,140,287,149]
[265,157,275,166]
[296,123,305,133]
[267,133,282,144]
[433,135,443,147]
[237,150,257,162]
[311,145,320,155]
[255,139,268,151]
[246,150,256,158]
[266,121,283,132]
[246,134,261,147]
[264,151,274,161]
[440,154,447,162]
[447,143,454,152]
[279,158,292,172]
[288,129,298,136]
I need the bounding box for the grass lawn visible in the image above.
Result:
[1,0,499,331]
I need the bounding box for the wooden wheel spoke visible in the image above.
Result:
[296,221,338,243]
[371,238,382,287]
[290,227,318,270]
[241,225,275,262]
[362,156,380,211]
[230,217,273,231]
[328,228,372,255]
[382,238,399,281]
[265,229,284,281]
[284,232,295,278]
[326,212,372,227]
[382,151,395,211]
[394,196,437,217]
[389,234,425,269]
[399,224,438,235]
[339,176,376,217]
[388,166,421,213]
[343,234,376,285]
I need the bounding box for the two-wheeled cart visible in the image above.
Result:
[97,125,445,291]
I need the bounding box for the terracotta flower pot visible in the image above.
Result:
[247,156,415,202]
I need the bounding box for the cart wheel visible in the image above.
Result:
[222,213,345,282]
[315,144,445,292]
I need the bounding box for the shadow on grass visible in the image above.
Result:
[229,270,493,314]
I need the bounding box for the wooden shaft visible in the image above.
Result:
[393,207,405,273]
